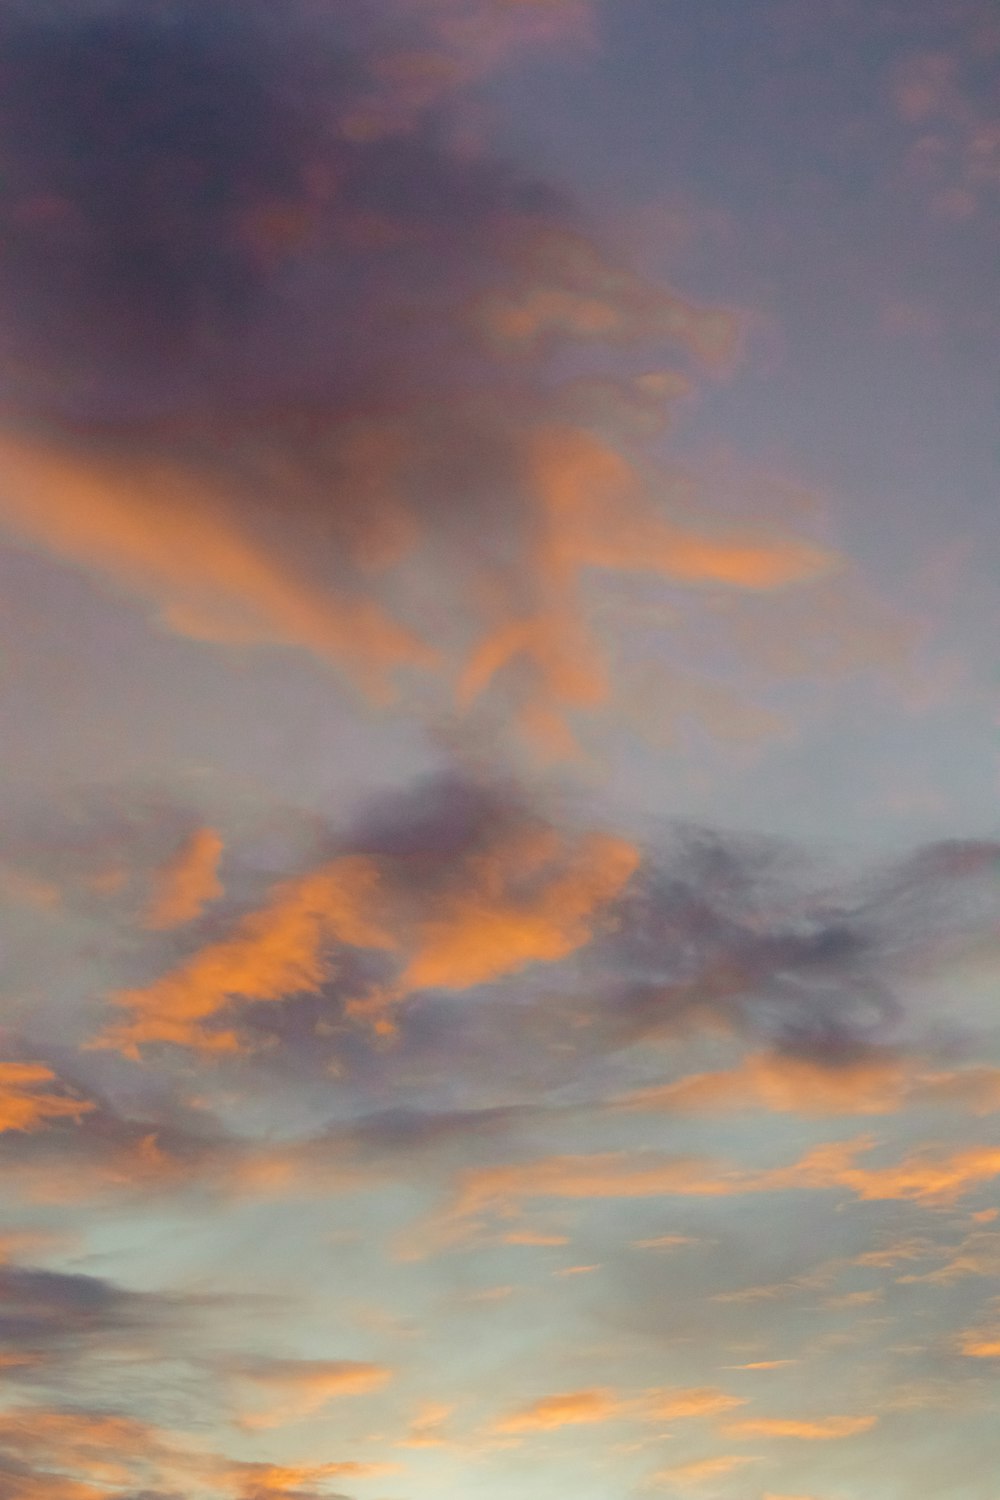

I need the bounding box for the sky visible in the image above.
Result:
[0,2,998,1498]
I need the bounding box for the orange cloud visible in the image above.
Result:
[391,829,638,997]
[0,1063,94,1133]
[530,427,834,591]
[0,430,430,699]
[475,228,739,367]
[98,815,640,1048]
[650,1455,759,1486]
[399,1401,455,1449]
[227,1460,400,1496]
[96,856,394,1056]
[619,1051,907,1118]
[767,1138,1000,1205]
[144,827,224,930]
[502,1229,571,1246]
[493,1388,619,1433]
[0,1391,400,1498]
[724,1415,876,1440]
[0,1474,104,1500]
[958,1326,1000,1359]
[457,423,833,755]
[226,1357,393,1429]
[398,1150,730,1257]
[405,1128,1000,1257]
[725,1361,799,1371]
[646,1387,748,1421]
[0,1409,178,1489]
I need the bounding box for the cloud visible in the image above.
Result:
[0,430,433,699]
[398,1401,455,1449]
[402,1128,1000,1257]
[0,1401,389,1500]
[143,827,224,930]
[725,1361,799,1371]
[95,856,394,1056]
[0,1407,186,1491]
[621,1053,1000,1121]
[379,827,639,1008]
[958,1322,1000,1359]
[566,828,1000,1069]
[220,1356,393,1429]
[83,777,1000,1077]
[645,1387,747,1421]
[399,1150,727,1257]
[617,1050,908,1118]
[95,779,641,1051]
[648,1455,759,1487]
[0,0,835,749]
[0,1257,227,1394]
[768,1139,1000,1206]
[471,226,740,364]
[0,1454,106,1500]
[631,1234,702,1251]
[491,1388,619,1433]
[0,1064,94,1134]
[723,1414,877,1440]
[896,1229,1000,1285]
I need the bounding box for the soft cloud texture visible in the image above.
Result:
[0,3,998,1499]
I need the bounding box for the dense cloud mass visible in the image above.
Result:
[0,0,555,416]
[0,0,835,741]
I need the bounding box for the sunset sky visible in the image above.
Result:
[0,2,998,1498]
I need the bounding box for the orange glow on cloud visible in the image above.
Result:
[144,827,224,930]
[531,426,834,591]
[646,1387,748,1420]
[227,1357,393,1429]
[5,4,997,1500]
[399,1402,455,1449]
[958,1329,1000,1358]
[620,1051,908,1117]
[724,1414,877,1440]
[456,421,834,756]
[393,830,639,996]
[97,857,393,1056]
[476,227,740,366]
[773,1139,1000,1205]
[493,1388,619,1433]
[97,822,639,1049]
[0,432,431,699]
[0,1063,94,1133]
[651,1455,759,1486]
